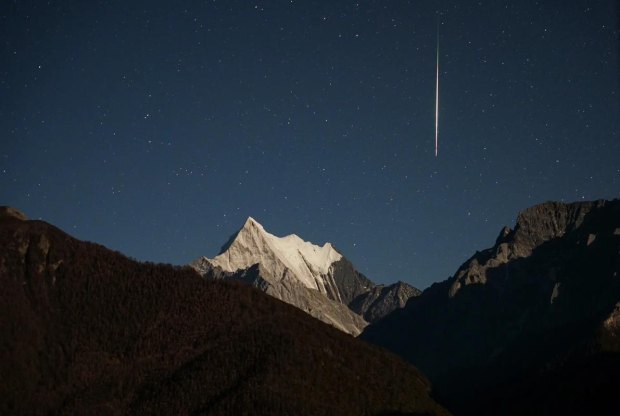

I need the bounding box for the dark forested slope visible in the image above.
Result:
[0,208,447,416]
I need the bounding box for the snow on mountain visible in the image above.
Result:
[196,217,344,299]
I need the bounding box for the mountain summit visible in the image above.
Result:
[207,217,345,297]
[191,217,419,335]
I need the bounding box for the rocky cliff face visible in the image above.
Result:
[448,200,608,297]
[191,217,419,335]
[0,208,449,416]
[350,281,421,323]
[362,199,620,415]
[0,206,28,221]
[191,258,369,335]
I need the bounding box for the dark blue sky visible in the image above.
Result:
[2,1,618,288]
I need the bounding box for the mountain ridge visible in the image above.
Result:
[361,199,620,415]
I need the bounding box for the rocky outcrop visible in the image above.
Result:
[448,199,608,297]
[326,256,375,305]
[350,281,421,323]
[0,206,28,221]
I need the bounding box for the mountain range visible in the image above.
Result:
[3,198,619,415]
[0,206,447,415]
[191,216,419,335]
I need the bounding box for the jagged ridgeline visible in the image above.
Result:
[362,199,620,415]
[0,207,448,416]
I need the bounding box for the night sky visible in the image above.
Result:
[2,1,619,289]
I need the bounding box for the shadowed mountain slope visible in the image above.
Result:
[0,208,447,416]
[362,199,620,415]
[350,281,421,323]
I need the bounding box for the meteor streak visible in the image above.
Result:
[435,27,440,157]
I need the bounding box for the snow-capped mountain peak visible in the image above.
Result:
[190,217,420,335]
[243,216,262,230]
[204,217,342,292]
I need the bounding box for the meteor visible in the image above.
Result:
[435,27,440,157]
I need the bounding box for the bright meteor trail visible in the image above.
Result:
[435,28,440,157]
